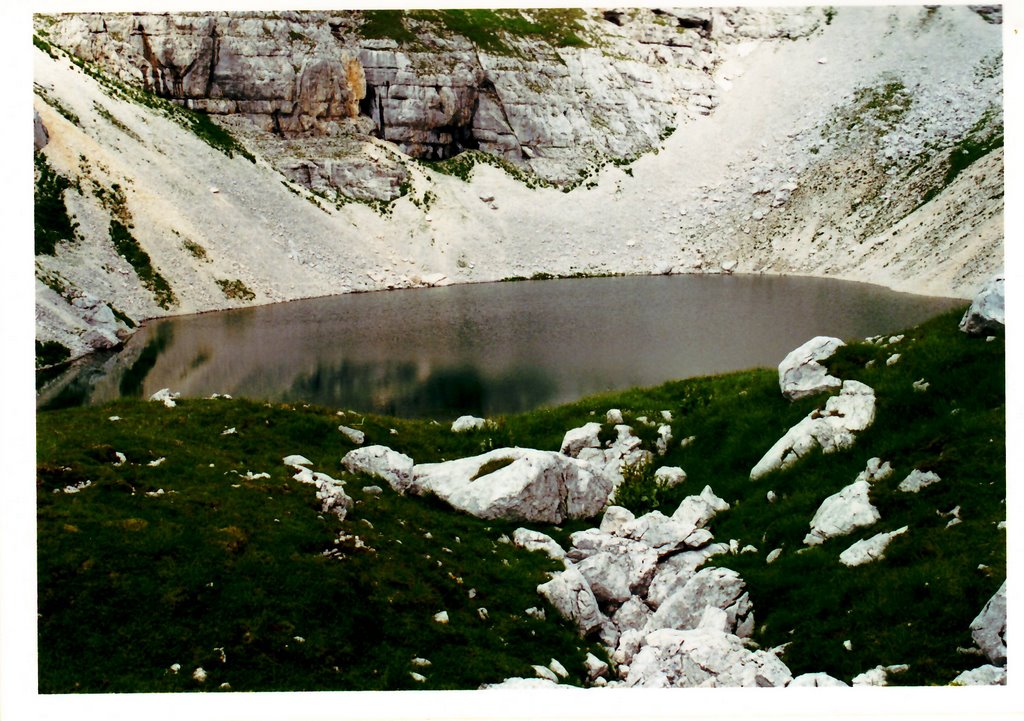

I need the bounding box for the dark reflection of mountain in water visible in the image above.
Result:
[36,275,965,418]
[287,360,557,418]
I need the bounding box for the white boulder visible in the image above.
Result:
[838,526,908,566]
[959,275,1004,336]
[568,530,660,602]
[952,664,1007,686]
[560,422,602,456]
[750,380,876,480]
[623,625,791,688]
[897,469,941,493]
[536,562,606,635]
[671,485,730,529]
[647,567,754,638]
[645,544,730,610]
[512,528,566,560]
[149,388,180,408]
[851,664,909,686]
[411,447,613,523]
[788,672,849,687]
[804,477,880,546]
[970,581,1007,665]
[598,505,635,535]
[339,425,365,445]
[654,466,686,488]
[451,415,487,432]
[341,445,415,493]
[778,336,845,400]
[314,474,353,520]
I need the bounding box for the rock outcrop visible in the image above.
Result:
[778,336,845,400]
[411,447,613,524]
[970,581,1007,666]
[750,381,877,480]
[959,275,1005,336]
[803,458,891,546]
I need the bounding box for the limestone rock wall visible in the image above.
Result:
[42,8,826,183]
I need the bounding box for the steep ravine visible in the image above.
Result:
[33,6,1002,364]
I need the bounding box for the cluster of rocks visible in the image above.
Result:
[512,495,811,688]
[340,409,681,524]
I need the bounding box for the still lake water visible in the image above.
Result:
[39,275,964,417]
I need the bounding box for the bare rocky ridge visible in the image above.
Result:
[33,6,1003,362]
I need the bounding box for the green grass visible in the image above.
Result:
[109,220,176,310]
[36,307,1004,689]
[34,153,79,256]
[36,339,71,369]
[358,9,589,55]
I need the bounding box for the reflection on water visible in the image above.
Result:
[37,275,964,418]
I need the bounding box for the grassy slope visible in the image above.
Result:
[36,307,1005,690]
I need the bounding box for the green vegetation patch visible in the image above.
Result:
[358,9,589,54]
[216,278,256,302]
[36,308,1003,689]
[35,339,71,369]
[428,150,549,189]
[37,399,602,692]
[34,153,80,256]
[110,220,176,310]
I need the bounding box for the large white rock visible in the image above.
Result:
[598,505,635,535]
[560,422,603,456]
[851,664,908,686]
[750,380,876,480]
[959,275,1005,336]
[567,529,660,601]
[411,447,613,523]
[612,596,653,632]
[778,336,846,400]
[804,478,880,546]
[970,581,1007,665]
[788,672,849,687]
[512,528,566,560]
[952,664,1007,686]
[671,485,730,529]
[838,526,908,566]
[536,561,606,635]
[623,625,792,688]
[619,510,703,556]
[645,543,731,610]
[647,567,754,638]
[897,469,941,493]
[314,474,353,520]
[341,445,415,493]
[654,466,687,488]
[451,415,487,433]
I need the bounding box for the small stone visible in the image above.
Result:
[412,657,431,667]
[843,640,853,651]
[433,611,449,624]
[886,353,901,367]
[169,663,181,674]
[339,426,365,445]
[548,659,569,678]
[410,672,427,682]
[912,379,930,392]
[192,667,207,683]
[766,548,782,564]
[477,607,489,621]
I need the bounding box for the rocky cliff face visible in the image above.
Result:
[44,8,824,185]
[33,6,1003,364]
